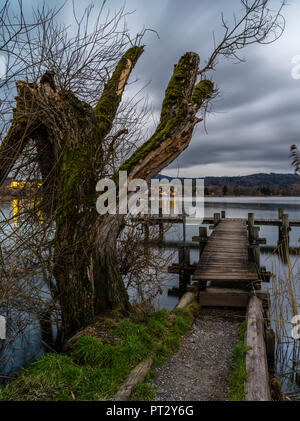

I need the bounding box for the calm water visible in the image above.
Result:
[1,197,300,395]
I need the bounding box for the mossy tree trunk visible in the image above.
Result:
[0,48,213,338]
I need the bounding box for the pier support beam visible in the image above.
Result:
[192,226,208,260]
[213,213,220,227]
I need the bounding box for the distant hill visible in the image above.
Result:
[155,173,300,196]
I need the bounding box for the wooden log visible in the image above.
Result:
[245,296,271,401]
[112,355,154,401]
[174,291,197,310]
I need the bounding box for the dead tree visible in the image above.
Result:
[0,46,213,337]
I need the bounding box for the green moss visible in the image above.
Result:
[227,321,249,401]
[192,80,214,107]
[94,46,144,140]
[119,54,213,176]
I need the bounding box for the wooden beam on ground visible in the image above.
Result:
[174,291,197,310]
[111,355,154,401]
[245,296,271,401]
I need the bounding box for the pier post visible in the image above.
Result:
[247,213,254,242]
[221,210,226,219]
[247,213,261,276]
[184,246,191,285]
[178,246,184,287]
[253,245,260,268]
[282,213,290,242]
[248,212,254,227]
[199,227,207,260]
[248,213,254,242]
[213,213,220,227]
[178,246,190,288]
[158,187,163,245]
[170,186,175,216]
[277,208,284,243]
[278,213,290,245]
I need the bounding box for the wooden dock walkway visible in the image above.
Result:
[193,219,258,286]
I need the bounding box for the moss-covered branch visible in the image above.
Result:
[0,82,38,184]
[94,46,144,141]
[119,52,213,181]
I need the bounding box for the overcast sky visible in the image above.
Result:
[108,0,300,177]
[11,0,300,177]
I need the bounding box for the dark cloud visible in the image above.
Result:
[12,0,300,176]
[117,0,300,176]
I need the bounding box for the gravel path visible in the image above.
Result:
[151,308,244,401]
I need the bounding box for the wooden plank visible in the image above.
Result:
[199,287,249,307]
[193,218,259,285]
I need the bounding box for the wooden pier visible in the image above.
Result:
[192,219,258,287]
[136,207,295,304]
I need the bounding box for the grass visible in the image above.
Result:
[0,305,197,401]
[227,321,249,401]
[130,383,157,401]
